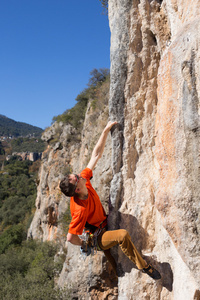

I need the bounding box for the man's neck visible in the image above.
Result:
[76,186,88,200]
[78,193,88,200]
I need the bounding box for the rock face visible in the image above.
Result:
[108,0,200,299]
[28,0,200,299]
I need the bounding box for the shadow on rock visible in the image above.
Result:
[108,212,173,292]
[159,262,173,291]
[116,213,149,274]
[120,213,149,252]
[99,254,118,288]
[143,256,173,291]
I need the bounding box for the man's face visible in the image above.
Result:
[68,174,86,192]
[68,174,79,186]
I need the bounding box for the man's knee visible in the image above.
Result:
[119,229,130,242]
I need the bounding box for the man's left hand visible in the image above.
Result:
[80,241,92,256]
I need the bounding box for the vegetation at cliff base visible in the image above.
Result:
[0,240,65,300]
[0,157,38,251]
[0,157,67,299]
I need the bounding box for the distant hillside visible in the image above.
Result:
[0,115,43,138]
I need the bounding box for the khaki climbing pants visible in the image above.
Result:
[98,229,147,274]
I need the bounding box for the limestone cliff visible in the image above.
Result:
[109,0,200,299]
[28,0,200,299]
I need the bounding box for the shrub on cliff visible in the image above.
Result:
[87,68,109,87]
[53,95,88,130]
[52,68,110,131]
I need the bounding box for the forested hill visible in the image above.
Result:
[0,115,43,138]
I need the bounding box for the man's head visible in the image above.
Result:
[59,174,79,197]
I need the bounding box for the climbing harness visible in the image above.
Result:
[80,219,107,260]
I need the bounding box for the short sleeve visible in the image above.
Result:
[80,168,93,181]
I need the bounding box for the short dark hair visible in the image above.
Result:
[59,175,76,197]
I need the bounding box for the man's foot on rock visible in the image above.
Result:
[142,264,161,280]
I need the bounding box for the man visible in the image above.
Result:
[60,121,161,280]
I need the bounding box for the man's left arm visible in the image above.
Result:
[67,232,83,246]
[67,233,91,255]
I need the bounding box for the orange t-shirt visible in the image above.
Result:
[68,168,106,235]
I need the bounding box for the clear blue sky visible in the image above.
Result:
[0,0,110,129]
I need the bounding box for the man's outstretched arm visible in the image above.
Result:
[87,121,117,171]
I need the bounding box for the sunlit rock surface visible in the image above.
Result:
[109,0,200,299]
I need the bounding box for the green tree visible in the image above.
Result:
[0,224,25,254]
[0,158,38,237]
[88,68,110,87]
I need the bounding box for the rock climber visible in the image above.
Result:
[59,121,161,280]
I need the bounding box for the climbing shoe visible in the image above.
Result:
[142,264,161,280]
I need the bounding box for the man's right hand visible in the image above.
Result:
[104,121,118,132]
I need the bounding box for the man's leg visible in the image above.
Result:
[103,249,118,275]
[99,229,147,270]
[99,229,161,280]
